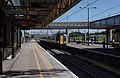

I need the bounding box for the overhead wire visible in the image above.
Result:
[93,11,120,21]
[58,0,99,22]
[81,3,120,21]
[109,11,120,16]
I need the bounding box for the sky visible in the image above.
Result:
[54,0,120,22]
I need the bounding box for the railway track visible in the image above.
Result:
[64,46,120,69]
[38,41,120,78]
[48,49,96,78]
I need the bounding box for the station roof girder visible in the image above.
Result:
[5,0,81,28]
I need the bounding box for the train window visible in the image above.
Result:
[56,35,60,41]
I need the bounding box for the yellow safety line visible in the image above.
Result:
[34,43,58,78]
[32,43,43,78]
[34,43,50,69]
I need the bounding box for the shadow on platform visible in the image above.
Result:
[2,68,68,78]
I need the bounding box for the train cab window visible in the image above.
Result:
[64,36,66,41]
[56,35,60,41]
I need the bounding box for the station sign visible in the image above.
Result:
[16,20,28,27]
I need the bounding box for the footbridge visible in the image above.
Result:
[46,14,120,29]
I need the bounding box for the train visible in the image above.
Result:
[55,33,68,49]
[40,33,68,49]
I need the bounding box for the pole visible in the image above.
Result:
[0,9,3,74]
[0,7,4,75]
[11,21,15,59]
[80,6,96,46]
[106,28,109,49]
[97,29,99,42]
[66,15,68,35]
[0,0,6,74]
[88,8,90,46]
[47,26,49,42]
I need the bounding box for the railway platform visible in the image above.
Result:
[68,42,112,49]
[67,42,120,56]
[2,40,78,78]
[66,42,120,75]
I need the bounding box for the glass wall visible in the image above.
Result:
[101,20,107,27]
[94,21,100,27]
[115,16,120,25]
[91,15,120,28]
[107,18,114,26]
[90,22,95,27]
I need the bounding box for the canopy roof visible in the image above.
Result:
[6,0,81,28]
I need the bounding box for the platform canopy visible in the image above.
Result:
[5,0,81,28]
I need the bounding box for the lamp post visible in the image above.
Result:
[88,8,90,46]
[87,7,96,46]
[66,15,68,35]
[80,7,96,46]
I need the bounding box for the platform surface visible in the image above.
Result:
[2,40,78,78]
[67,42,120,56]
